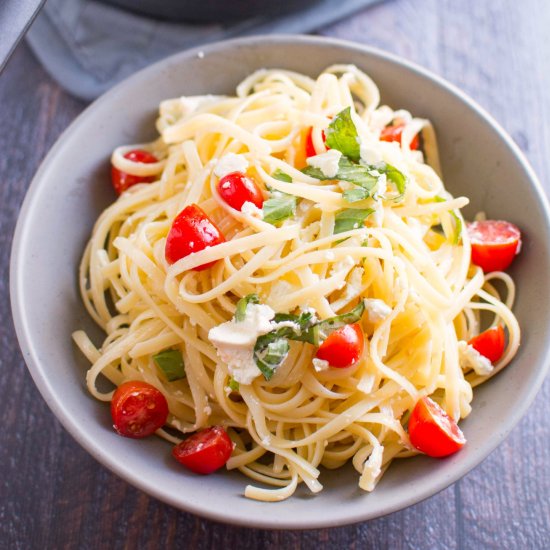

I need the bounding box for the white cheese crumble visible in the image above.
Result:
[306,149,342,178]
[313,358,330,372]
[214,153,249,179]
[360,143,383,165]
[208,303,275,384]
[457,341,494,375]
[330,255,355,277]
[364,298,392,323]
[241,201,264,219]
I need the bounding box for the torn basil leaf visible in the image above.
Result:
[228,377,240,392]
[378,163,407,195]
[303,157,378,192]
[334,208,375,234]
[317,300,366,339]
[153,349,185,382]
[272,169,292,183]
[253,334,290,380]
[235,293,260,322]
[343,188,370,203]
[262,193,297,225]
[325,107,361,161]
[273,311,319,345]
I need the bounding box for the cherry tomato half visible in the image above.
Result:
[172,426,234,474]
[315,323,364,368]
[468,325,506,364]
[467,220,521,272]
[217,171,264,211]
[165,204,225,270]
[408,397,466,458]
[380,123,420,150]
[305,127,327,158]
[111,380,169,439]
[111,149,158,195]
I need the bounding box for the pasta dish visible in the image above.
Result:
[73,66,521,501]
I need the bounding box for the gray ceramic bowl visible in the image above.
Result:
[10,35,550,529]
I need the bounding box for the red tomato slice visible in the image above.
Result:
[305,127,327,158]
[467,220,521,272]
[315,323,364,368]
[408,397,466,458]
[111,380,169,439]
[111,149,158,195]
[172,426,234,474]
[165,204,225,270]
[380,123,419,150]
[217,172,264,211]
[468,325,506,363]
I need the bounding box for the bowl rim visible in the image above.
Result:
[10,34,550,529]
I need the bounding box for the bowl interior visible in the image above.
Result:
[11,36,550,529]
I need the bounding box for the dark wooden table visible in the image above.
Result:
[1,1,549,548]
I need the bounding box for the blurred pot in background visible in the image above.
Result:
[99,0,321,22]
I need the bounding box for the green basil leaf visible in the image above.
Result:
[272,169,292,183]
[235,293,260,322]
[153,349,185,382]
[303,157,378,192]
[337,157,379,190]
[272,311,319,345]
[334,208,375,234]
[228,377,240,392]
[253,335,290,380]
[343,188,370,203]
[325,107,361,161]
[378,163,407,195]
[262,193,297,225]
[317,300,366,340]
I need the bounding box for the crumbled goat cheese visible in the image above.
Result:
[204,405,212,416]
[301,306,318,323]
[313,358,330,372]
[214,153,249,179]
[360,143,383,165]
[241,201,264,219]
[306,149,342,178]
[208,303,275,384]
[364,298,392,323]
[457,341,494,375]
[330,255,355,277]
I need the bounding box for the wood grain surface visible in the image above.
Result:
[1,0,549,548]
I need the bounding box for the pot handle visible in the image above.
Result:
[0,0,46,72]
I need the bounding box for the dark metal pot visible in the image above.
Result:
[99,0,320,23]
[0,0,319,72]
